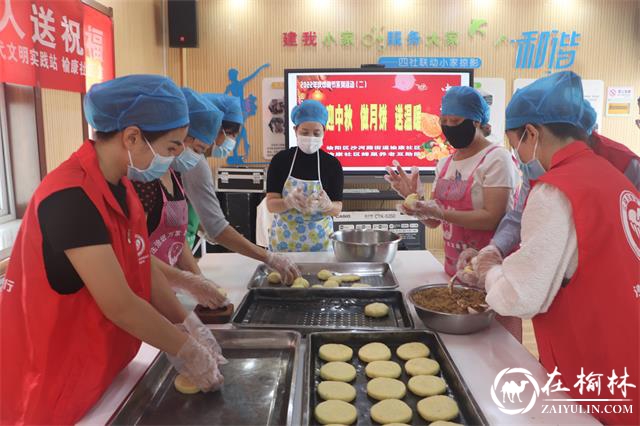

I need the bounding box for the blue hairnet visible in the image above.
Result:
[84,75,189,132]
[181,88,223,145]
[578,99,597,136]
[291,100,328,126]
[441,86,490,124]
[204,94,244,125]
[506,71,586,130]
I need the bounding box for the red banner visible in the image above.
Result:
[293,72,464,171]
[0,0,114,93]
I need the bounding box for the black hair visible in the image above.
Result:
[221,120,241,135]
[94,127,184,143]
[511,122,587,141]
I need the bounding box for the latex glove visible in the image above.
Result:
[167,335,224,392]
[265,252,300,284]
[398,199,444,221]
[283,188,307,212]
[455,248,480,287]
[171,270,229,309]
[182,311,227,365]
[384,160,422,198]
[471,245,503,287]
[307,190,333,214]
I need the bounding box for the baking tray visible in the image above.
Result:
[232,288,414,334]
[108,329,301,426]
[247,262,399,289]
[303,330,487,426]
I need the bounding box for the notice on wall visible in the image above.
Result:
[475,78,506,145]
[606,87,634,117]
[262,77,286,160]
[514,78,605,132]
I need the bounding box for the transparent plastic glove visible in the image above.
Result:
[455,248,480,287]
[283,188,307,212]
[171,270,229,309]
[167,335,224,392]
[471,245,504,287]
[398,199,444,221]
[183,312,227,365]
[265,252,300,284]
[384,160,422,198]
[307,190,333,214]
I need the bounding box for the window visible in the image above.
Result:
[0,86,16,224]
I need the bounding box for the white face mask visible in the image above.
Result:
[297,135,323,154]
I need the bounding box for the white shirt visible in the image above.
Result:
[485,183,579,319]
[434,144,520,209]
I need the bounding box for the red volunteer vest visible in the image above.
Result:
[531,142,639,425]
[0,141,152,425]
[591,131,638,174]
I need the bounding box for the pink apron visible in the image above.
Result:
[435,146,522,341]
[149,170,188,266]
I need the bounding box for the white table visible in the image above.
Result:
[80,251,599,425]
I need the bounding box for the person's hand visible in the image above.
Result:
[472,245,503,287]
[167,335,224,392]
[384,161,421,198]
[182,312,227,365]
[283,188,307,212]
[265,252,300,285]
[171,270,229,309]
[307,191,333,214]
[398,200,444,221]
[455,248,480,287]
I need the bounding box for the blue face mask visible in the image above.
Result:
[513,130,546,181]
[212,134,236,158]
[127,138,174,182]
[172,147,203,172]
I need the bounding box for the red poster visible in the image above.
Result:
[0,0,114,93]
[291,72,466,171]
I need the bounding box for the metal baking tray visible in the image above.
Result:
[232,288,414,334]
[108,329,301,426]
[303,330,487,426]
[247,262,399,289]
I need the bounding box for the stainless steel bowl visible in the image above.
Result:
[407,283,495,335]
[330,229,401,263]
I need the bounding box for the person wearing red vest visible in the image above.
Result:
[0,75,225,425]
[474,71,639,425]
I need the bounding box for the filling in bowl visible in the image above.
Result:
[412,287,488,314]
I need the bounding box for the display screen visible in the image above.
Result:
[285,69,473,174]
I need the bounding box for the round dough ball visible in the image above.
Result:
[292,277,310,288]
[405,357,440,376]
[351,283,371,288]
[396,342,430,360]
[317,269,334,280]
[370,399,413,424]
[365,303,390,318]
[320,362,357,382]
[174,374,199,394]
[382,424,411,426]
[323,279,341,288]
[403,193,420,209]
[312,284,324,288]
[358,342,391,362]
[317,381,356,402]
[417,395,460,422]
[337,274,361,283]
[319,344,353,362]
[430,422,462,426]
[408,375,447,397]
[367,377,407,400]
[365,361,402,379]
[267,271,282,284]
[315,400,357,425]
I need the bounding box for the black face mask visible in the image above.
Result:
[442,119,476,149]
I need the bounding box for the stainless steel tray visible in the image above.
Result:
[108,329,301,426]
[303,330,487,426]
[232,288,414,335]
[248,262,399,289]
